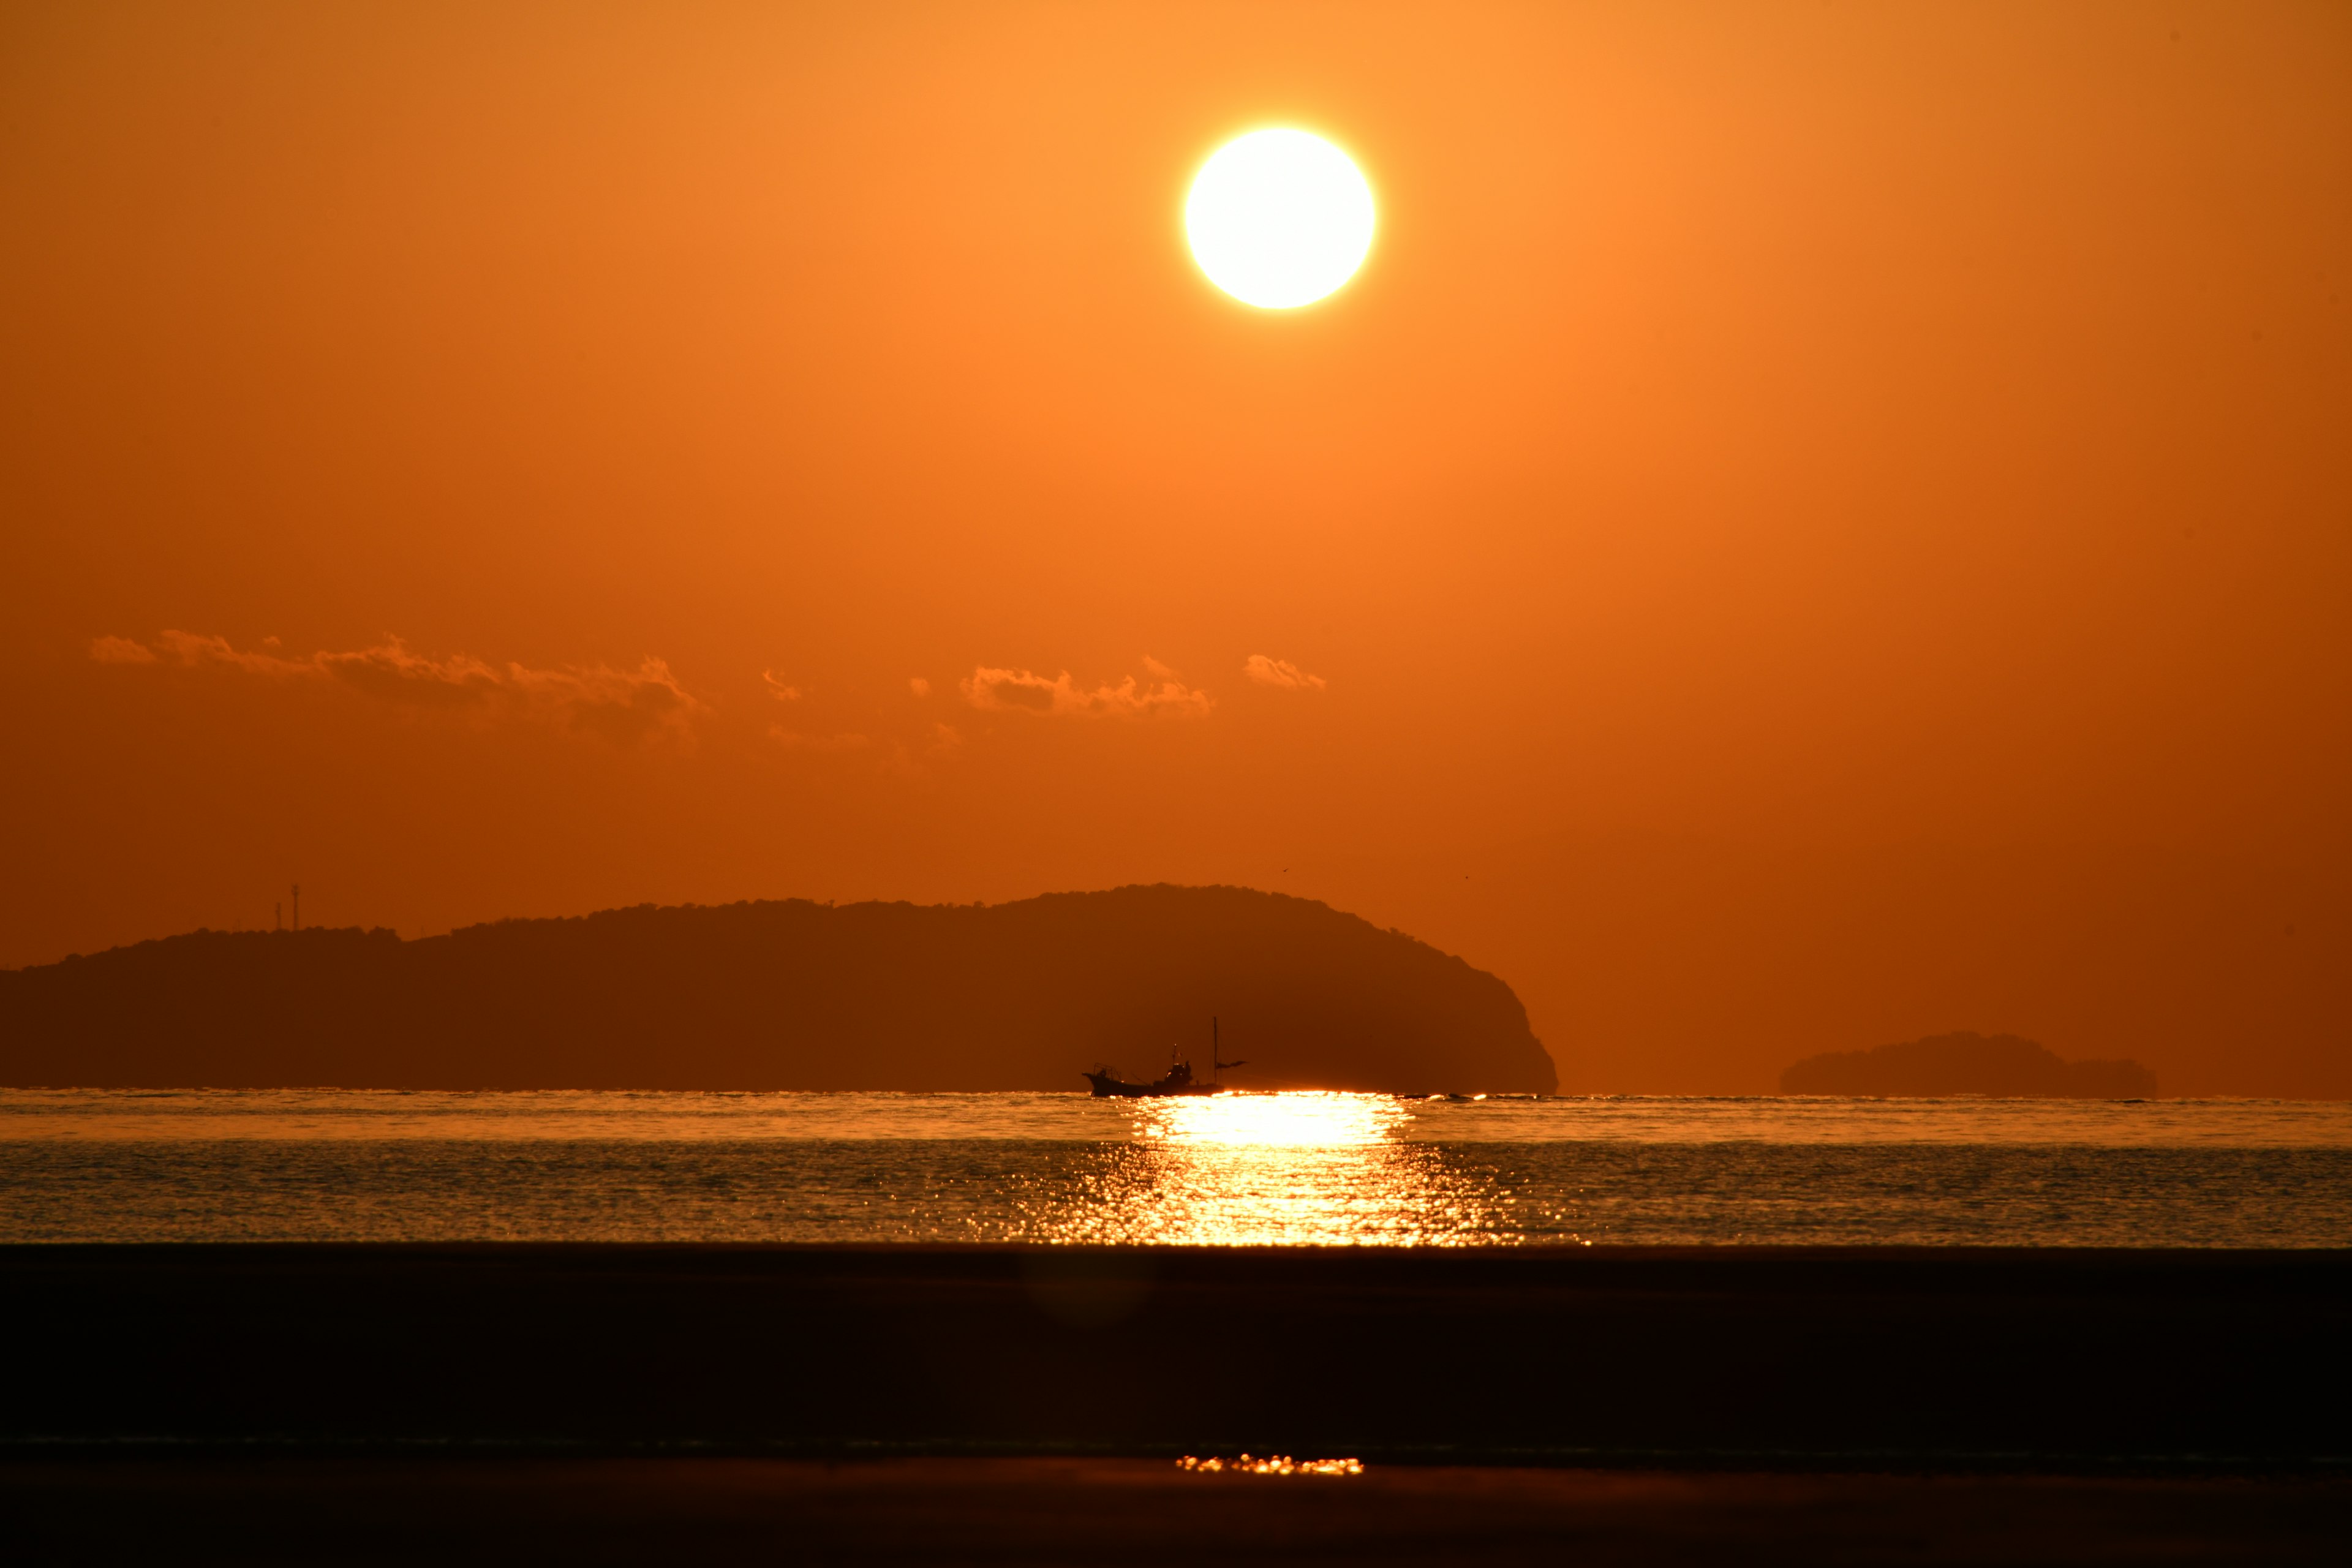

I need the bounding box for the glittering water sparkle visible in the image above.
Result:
[4,1090,2348,1246]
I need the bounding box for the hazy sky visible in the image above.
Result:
[4,1,2346,1093]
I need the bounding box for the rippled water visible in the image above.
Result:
[3,1090,2347,1246]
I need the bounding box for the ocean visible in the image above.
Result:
[4,1089,2348,1247]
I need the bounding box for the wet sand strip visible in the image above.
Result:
[2,1245,2346,1466]
[5,1457,2350,1566]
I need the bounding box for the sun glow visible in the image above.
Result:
[1137,1090,1400,1148]
[1015,1092,1496,1246]
[1185,129,1376,309]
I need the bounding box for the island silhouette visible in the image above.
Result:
[0,884,1555,1093]
[1782,1031,2155,1098]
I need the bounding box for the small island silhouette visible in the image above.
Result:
[1781,1031,2155,1098]
[0,884,1555,1094]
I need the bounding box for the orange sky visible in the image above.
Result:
[4,1,2347,1093]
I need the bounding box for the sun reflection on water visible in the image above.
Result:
[1019,1092,1501,1246]
[1137,1091,1404,1148]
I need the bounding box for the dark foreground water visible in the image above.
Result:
[4,1090,2346,1246]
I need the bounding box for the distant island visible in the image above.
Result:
[1781,1031,2155,1098]
[0,884,1555,1094]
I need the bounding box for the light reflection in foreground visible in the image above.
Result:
[1177,1455,1363,1476]
[1017,1092,1507,1246]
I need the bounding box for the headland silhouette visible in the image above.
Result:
[1782,1031,2156,1098]
[0,884,1554,1093]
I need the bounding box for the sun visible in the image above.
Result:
[1185,129,1376,310]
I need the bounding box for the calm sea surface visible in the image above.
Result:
[4,1090,2348,1247]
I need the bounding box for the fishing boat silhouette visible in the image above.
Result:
[1083,1017,1248,1098]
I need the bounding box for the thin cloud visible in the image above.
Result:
[761,670,803,701]
[149,630,317,680]
[1243,654,1327,692]
[908,677,931,697]
[92,631,703,742]
[88,635,157,665]
[962,660,1214,720]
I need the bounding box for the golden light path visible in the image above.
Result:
[1185,129,1376,309]
[1146,1090,1401,1148]
[1026,1092,1506,1246]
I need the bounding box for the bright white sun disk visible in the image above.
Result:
[1186,129,1375,309]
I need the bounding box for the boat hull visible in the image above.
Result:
[1082,1071,1225,1098]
